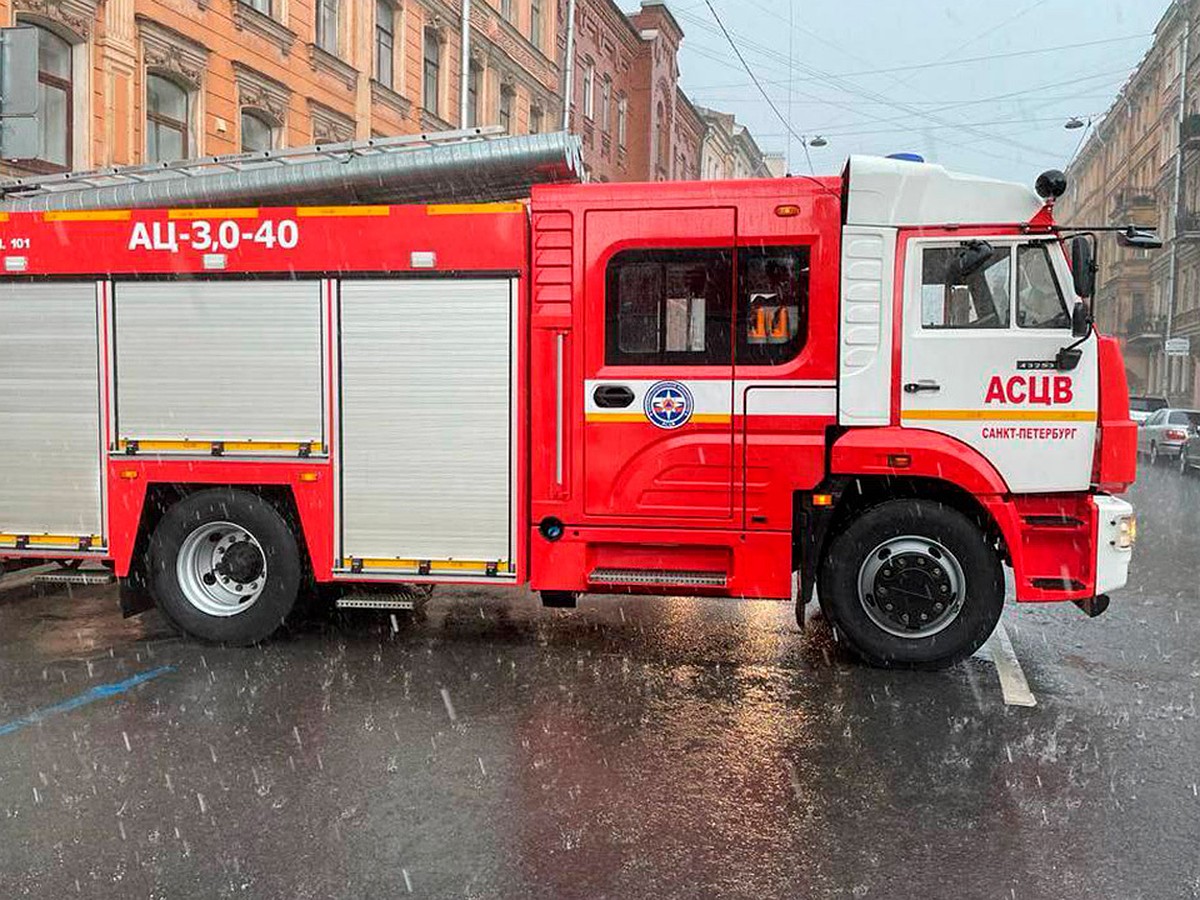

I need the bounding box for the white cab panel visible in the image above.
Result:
[845,155,1043,228]
[0,282,102,537]
[839,226,897,426]
[113,280,324,445]
[339,278,514,565]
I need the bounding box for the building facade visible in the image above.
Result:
[2,0,562,175]
[695,105,771,181]
[1,0,770,189]
[561,0,708,183]
[1061,0,1200,404]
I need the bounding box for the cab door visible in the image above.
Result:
[900,237,1098,493]
[581,208,736,521]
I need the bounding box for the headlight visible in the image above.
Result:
[1115,514,1137,550]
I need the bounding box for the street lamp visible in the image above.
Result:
[1065,117,1086,130]
[808,135,828,147]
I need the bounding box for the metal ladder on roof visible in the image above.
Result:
[0,125,508,202]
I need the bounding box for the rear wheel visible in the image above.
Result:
[1181,446,1192,477]
[148,489,301,645]
[819,499,1004,669]
[1150,442,1160,466]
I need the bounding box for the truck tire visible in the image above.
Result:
[818,499,1004,670]
[148,489,301,645]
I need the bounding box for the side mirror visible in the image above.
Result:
[1117,227,1164,250]
[1071,300,1092,338]
[951,240,995,281]
[1071,236,1096,300]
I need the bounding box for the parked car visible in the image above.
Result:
[1138,407,1200,465]
[1129,394,1168,425]
[1180,427,1200,475]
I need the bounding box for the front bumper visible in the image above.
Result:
[1094,494,1135,597]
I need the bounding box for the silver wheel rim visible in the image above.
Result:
[857,536,967,639]
[176,521,267,617]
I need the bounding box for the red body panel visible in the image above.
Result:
[107,460,335,579]
[831,427,1010,496]
[1095,336,1137,493]
[0,204,527,276]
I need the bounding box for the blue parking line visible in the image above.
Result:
[0,665,176,737]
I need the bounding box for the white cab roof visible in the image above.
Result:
[844,155,1044,228]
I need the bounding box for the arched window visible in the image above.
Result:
[241,110,274,152]
[34,26,73,170]
[146,74,189,163]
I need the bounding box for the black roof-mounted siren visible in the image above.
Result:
[1035,169,1068,206]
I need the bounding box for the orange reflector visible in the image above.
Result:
[888,454,913,469]
[775,204,801,218]
[813,494,834,507]
[298,472,319,483]
[119,470,139,480]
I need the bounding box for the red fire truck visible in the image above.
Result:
[0,155,1139,668]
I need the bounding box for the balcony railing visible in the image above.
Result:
[1110,188,1157,224]
[1125,314,1167,344]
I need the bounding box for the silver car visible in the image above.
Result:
[1139,408,1200,465]
[1130,395,1168,425]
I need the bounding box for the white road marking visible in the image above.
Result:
[979,621,1037,707]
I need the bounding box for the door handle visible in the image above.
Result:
[904,380,942,394]
[594,385,636,409]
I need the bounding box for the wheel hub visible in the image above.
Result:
[176,522,267,617]
[858,537,966,639]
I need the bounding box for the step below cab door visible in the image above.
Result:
[581,207,736,522]
[900,236,1097,493]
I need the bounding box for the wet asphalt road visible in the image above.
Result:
[0,466,1198,899]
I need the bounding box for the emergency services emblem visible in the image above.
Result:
[645,381,694,430]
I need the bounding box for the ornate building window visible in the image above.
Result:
[467,61,482,127]
[423,28,442,117]
[146,74,189,163]
[499,83,514,133]
[241,110,273,152]
[316,0,339,54]
[34,26,73,170]
[233,63,288,152]
[375,0,395,87]
[138,17,207,161]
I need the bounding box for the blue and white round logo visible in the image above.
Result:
[644,381,694,430]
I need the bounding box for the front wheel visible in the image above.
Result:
[148,489,302,645]
[819,499,1004,669]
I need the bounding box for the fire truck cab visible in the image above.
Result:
[0,153,1137,668]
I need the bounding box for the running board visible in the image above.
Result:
[588,568,728,588]
[336,594,416,611]
[34,570,115,586]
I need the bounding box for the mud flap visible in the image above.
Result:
[119,572,155,618]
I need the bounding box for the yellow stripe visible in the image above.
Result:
[426,202,525,216]
[118,439,322,453]
[169,208,260,220]
[902,409,1098,423]
[586,413,733,424]
[0,534,103,546]
[296,206,391,218]
[342,559,512,574]
[43,210,131,222]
